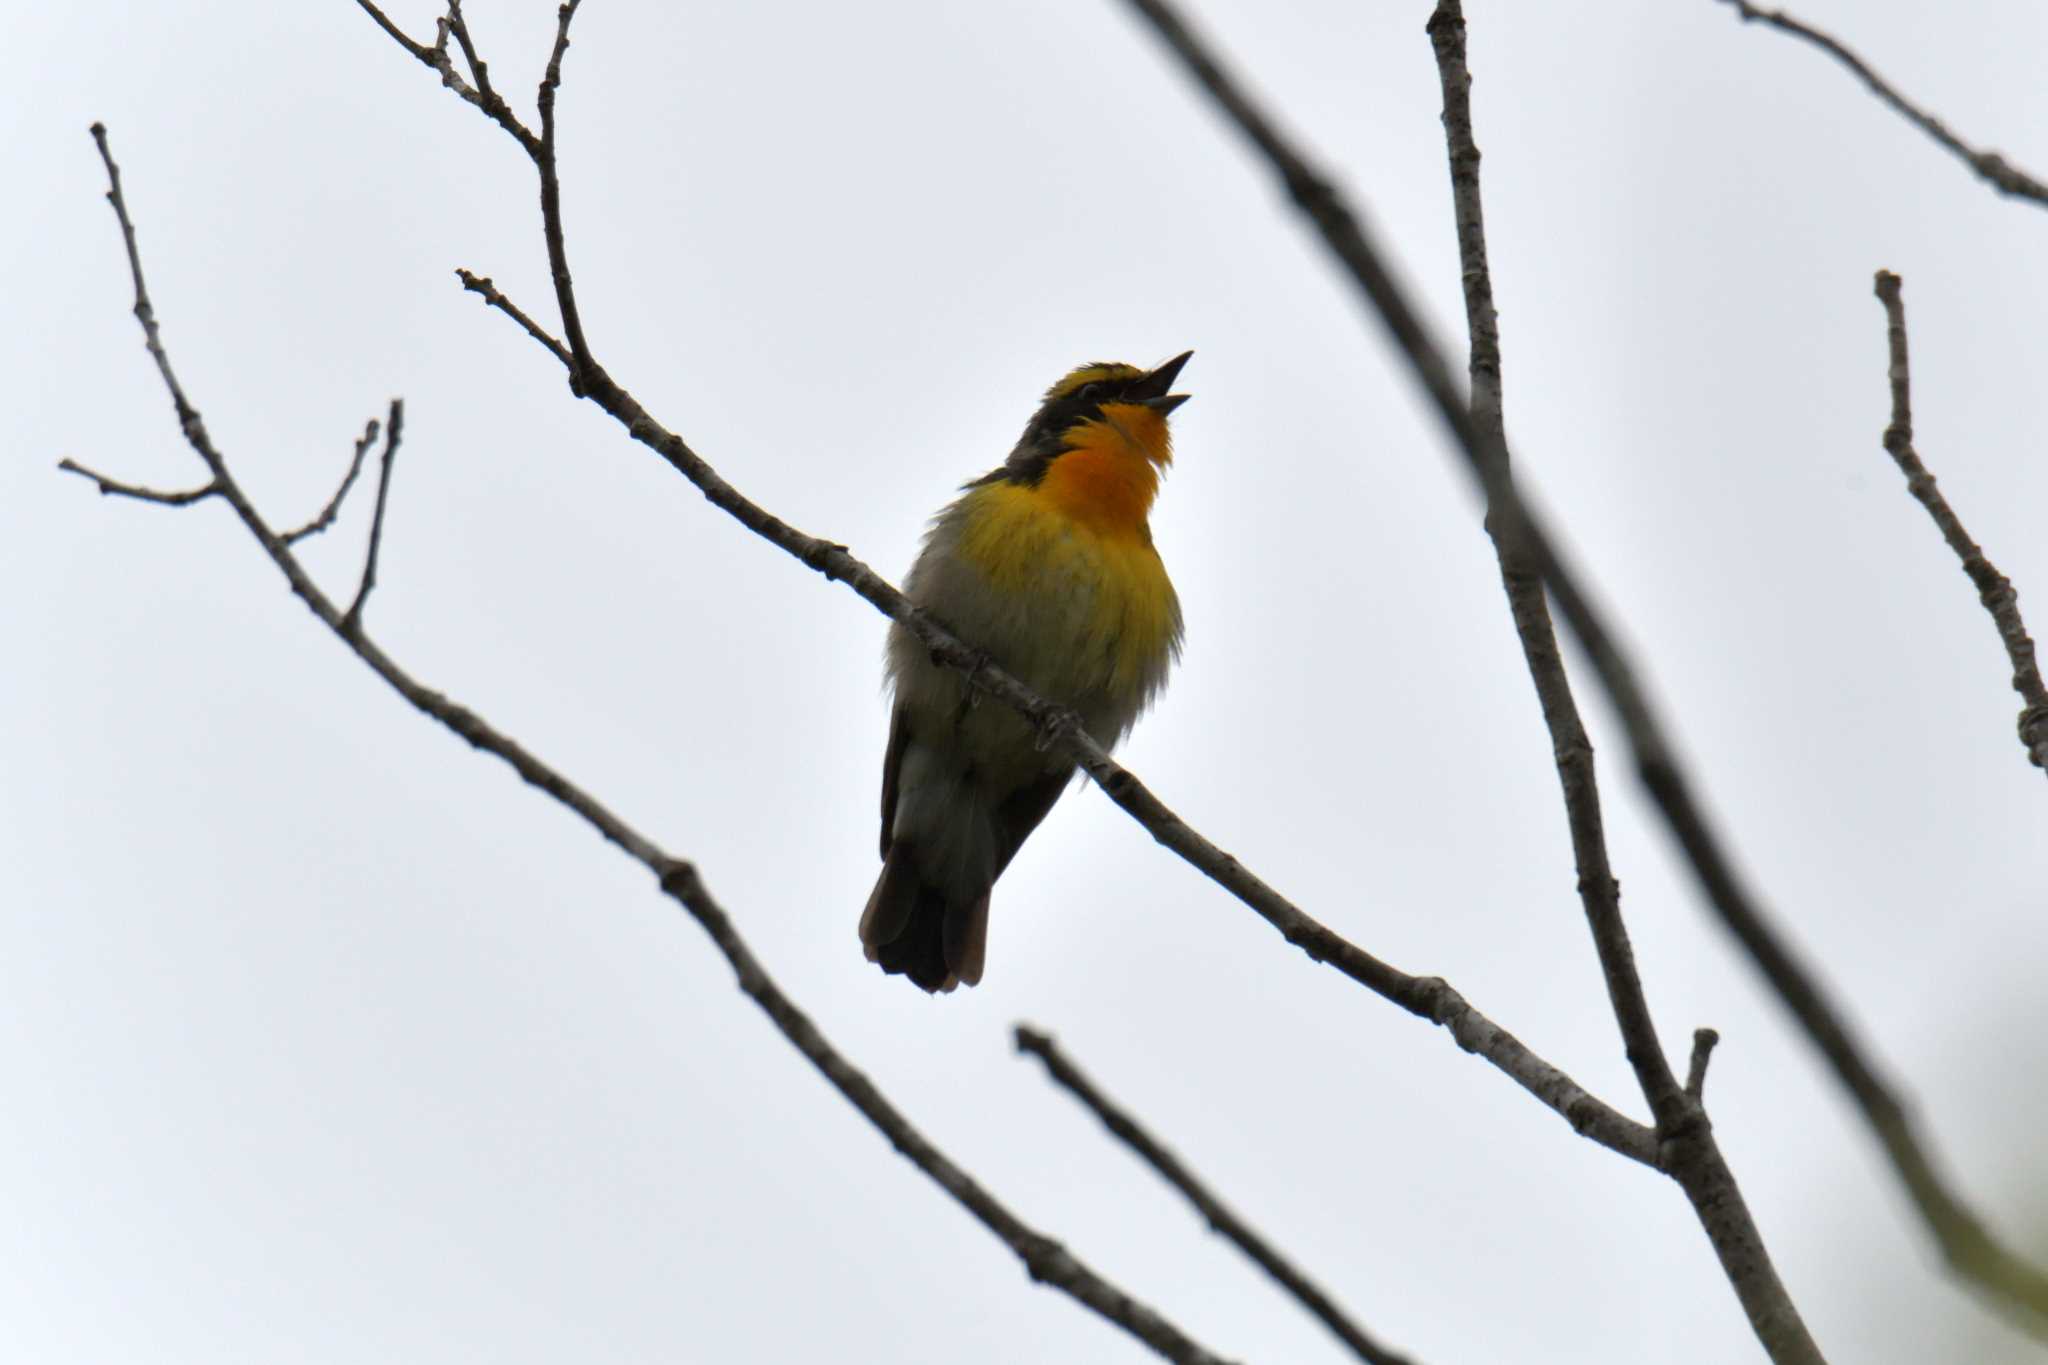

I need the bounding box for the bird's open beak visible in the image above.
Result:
[1131,350,1193,414]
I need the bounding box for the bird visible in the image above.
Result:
[860,351,1191,991]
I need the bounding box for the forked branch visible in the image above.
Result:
[1427,4,1813,1357]
[350,0,1664,1170]
[1123,0,2048,1341]
[69,121,1233,1365]
[282,412,384,545]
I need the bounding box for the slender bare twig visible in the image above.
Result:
[1015,1027,1415,1365]
[343,400,405,630]
[353,0,438,66]
[444,0,523,143]
[1686,1030,1722,1102]
[1873,272,2048,775]
[1716,0,2048,208]
[1425,0,1680,1125]
[354,3,1664,1169]
[535,0,594,391]
[456,270,571,365]
[355,0,542,154]
[1865,275,2048,1323]
[72,121,1235,1365]
[1426,8,1817,1359]
[56,457,216,506]
[282,413,383,545]
[86,123,211,456]
[1119,0,2048,1338]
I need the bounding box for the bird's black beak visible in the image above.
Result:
[1131,350,1193,413]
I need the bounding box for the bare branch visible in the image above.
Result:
[1716,1,2048,208]
[1425,0,1680,1120]
[87,123,219,477]
[352,0,437,65]
[343,400,405,632]
[1862,275,2048,1326]
[444,2,511,130]
[56,457,216,506]
[72,122,1235,1365]
[1873,272,2048,775]
[541,0,579,97]
[353,0,541,154]
[1016,1027,1415,1365]
[1686,1029,1721,1102]
[1426,7,1816,1358]
[283,412,383,545]
[456,269,571,366]
[1117,0,2048,1339]
[535,0,596,389]
[366,8,1663,1171]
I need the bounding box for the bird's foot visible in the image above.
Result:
[1033,706,1083,753]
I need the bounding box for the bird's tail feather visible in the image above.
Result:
[860,844,988,992]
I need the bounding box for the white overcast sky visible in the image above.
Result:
[10,1,2048,1361]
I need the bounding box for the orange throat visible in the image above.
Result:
[1036,405,1172,538]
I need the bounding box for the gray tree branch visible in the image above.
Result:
[342,398,403,631]
[56,457,216,506]
[1873,271,2048,775]
[1856,272,2048,1324]
[1426,6,1817,1358]
[67,119,1235,1365]
[1716,0,2048,207]
[1121,0,2048,1342]
[350,0,1663,1170]
[281,412,384,545]
[1016,1027,1416,1365]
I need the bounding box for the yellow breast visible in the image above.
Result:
[952,475,1180,703]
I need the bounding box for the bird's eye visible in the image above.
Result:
[1076,382,1105,403]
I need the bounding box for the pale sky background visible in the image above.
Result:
[9,1,2048,1361]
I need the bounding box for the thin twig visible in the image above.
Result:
[1119,0,2048,1339]
[343,400,405,631]
[1686,1030,1721,1101]
[352,0,437,64]
[1874,272,2048,774]
[1425,8,1817,1359]
[88,123,211,460]
[1859,284,2048,1325]
[1717,1,2048,208]
[1016,1027,1415,1365]
[540,0,579,104]
[355,7,1665,1172]
[444,1,520,140]
[56,458,216,506]
[456,270,571,365]
[373,1,586,383]
[535,0,595,390]
[72,121,1235,1365]
[354,0,541,154]
[283,413,383,545]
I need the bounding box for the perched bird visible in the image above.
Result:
[860,352,1191,991]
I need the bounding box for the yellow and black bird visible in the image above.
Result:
[860,352,1192,991]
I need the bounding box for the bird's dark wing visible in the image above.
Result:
[991,769,1073,877]
[878,705,908,859]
